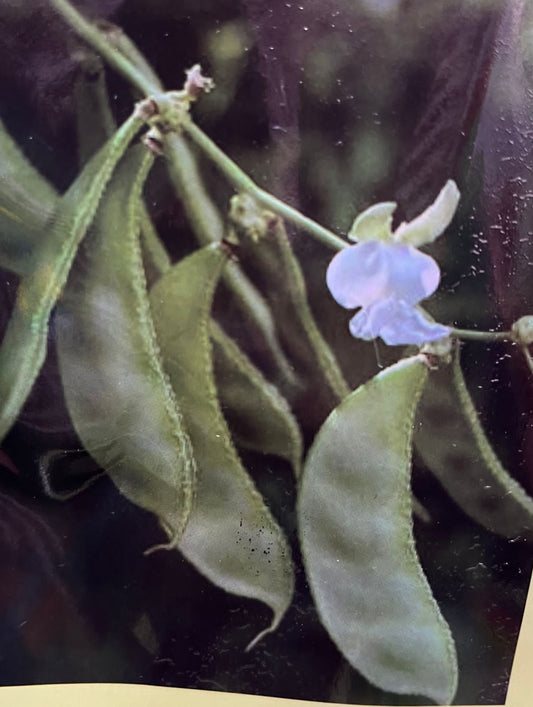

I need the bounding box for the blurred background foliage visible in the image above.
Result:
[0,0,532,704]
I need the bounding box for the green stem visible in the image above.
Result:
[49,0,348,254]
[450,328,511,342]
[97,21,164,93]
[46,0,339,388]
[164,133,225,245]
[49,0,159,96]
[182,121,349,252]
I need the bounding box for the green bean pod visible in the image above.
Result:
[211,320,303,476]
[416,346,533,540]
[265,217,349,400]
[56,146,195,542]
[298,355,457,705]
[150,245,294,647]
[0,113,143,444]
[71,56,168,290]
[0,117,59,275]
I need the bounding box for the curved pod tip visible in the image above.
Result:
[298,355,457,705]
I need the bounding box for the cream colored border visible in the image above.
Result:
[0,570,530,707]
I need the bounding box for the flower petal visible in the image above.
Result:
[348,301,392,340]
[379,302,451,345]
[348,202,396,242]
[393,180,460,247]
[383,244,441,304]
[326,242,389,309]
[348,299,450,345]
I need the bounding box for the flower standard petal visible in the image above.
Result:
[393,180,460,247]
[348,202,396,242]
[326,241,390,309]
[382,244,442,305]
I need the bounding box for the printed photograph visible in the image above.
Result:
[0,1,532,704]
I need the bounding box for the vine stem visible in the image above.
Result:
[182,121,349,252]
[450,327,533,379]
[450,328,511,342]
[49,0,160,96]
[50,0,523,358]
[50,0,349,253]
[49,0,300,386]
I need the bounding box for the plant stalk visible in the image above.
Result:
[450,328,511,342]
[49,0,160,96]
[182,120,349,252]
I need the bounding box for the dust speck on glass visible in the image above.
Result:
[0,0,531,705]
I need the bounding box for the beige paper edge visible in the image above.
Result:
[0,573,530,707]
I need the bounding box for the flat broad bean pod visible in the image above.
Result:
[56,146,196,542]
[0,112,143,444]
[298,355,457,705]
[71,54,168,293]
[71,54,169,292]
[0,117,59,276]
[211,320,303,477]
[163,132,297,388]
[150,245,295,647]
[415,345,533,540]
[132,196,301,476]
[38,448,104,501]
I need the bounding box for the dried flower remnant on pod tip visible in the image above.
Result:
[327,181,460,346]
[184,64,215,100]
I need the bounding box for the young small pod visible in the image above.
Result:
[0,117,59,276]
[298,355,457,705]
[416,345,533,540]
[237,210,350,427]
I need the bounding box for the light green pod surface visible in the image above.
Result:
[56,147,196,541]
[71,60,170,292]
[150,246,295,646]
[211,321,303,476]
[416,348,533,540]
[0,114,142,444]
[298,356,457,705]
[0,117,59,275]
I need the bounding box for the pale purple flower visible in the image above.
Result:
[327,181,460,346]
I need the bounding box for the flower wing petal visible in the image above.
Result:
[348,202,396,242]
[379,302,450,345]
[326,242,389,309]
[348,300,393,340]
[394,180,460,247]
